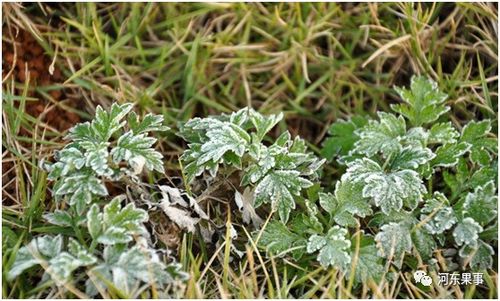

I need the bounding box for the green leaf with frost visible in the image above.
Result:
[47,148,86,180]
[47,253,82,281]
[390,146,435,170]
[420,192,457,234]
[459,239,494,270]
[307,226,351,269]
[250,109,283,141]
[91,103,133,141]
[368,211,416,228]
[177,117,222,144]
[319,181,371,227]
[68,239,97,265]
[180,118,251,182]
[460,120,496,166]
[469,165,497,189]
[479,223,497,242]
[54,171,108,214]
[353,112,406,157]
[112,246,174,289]
[462,181,497,226]
[411,228,436,261]
[375,222,412,265]
[430,141,470,168]
[111,131,164,173]
[343,158,425,214]
[87,204,102,240]
[83,142,112,176]
[428,122,459,144]
[258,220,306,259]
[87,197,148,245]
[304,200,324,233]
[402,127,429,147]
[45,240,96,282]
[272,137,325,177]
[392,76,449,126]
[128,111,169,134]
[198,123,249,164]
[7,235,63,281]
[87,244,183,297]
[255,170,313,223]
[229,108,251,126]
[242,144,276,184]
[44,210,73,227]
[453,217,483,247]
[67,122,96,143]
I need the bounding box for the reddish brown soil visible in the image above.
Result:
[2,28,80,133]
[2,28,82,206]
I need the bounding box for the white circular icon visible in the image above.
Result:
[414,270,433,286]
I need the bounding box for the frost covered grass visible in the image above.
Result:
[2,2,498,299]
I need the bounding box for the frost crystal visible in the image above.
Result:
[307,226,351,269]
[179,107,324,223]
[343,158,425,214]
[420,192,457,234]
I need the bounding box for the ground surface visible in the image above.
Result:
[2,2,498,299]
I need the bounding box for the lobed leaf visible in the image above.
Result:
[307,226,351,269]
[459,239,494,271]
[91,103,133,141]
[111,131,164,173]
[319,180,371,227]
[462,181,497,226]
[453,217,483,247]
[375,222,412,266]
[258,220,306,259]
[420,192,457,235]
[87,197,148,245]
[343,158,425,214]
[321,116,368,161]
[254,170,313,223]
[353,112,406,157]
[128,111,169,134]
[392,76,449,126]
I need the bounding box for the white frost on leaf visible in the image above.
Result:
[375,222,412,266]
[420,192,457,234]
[353,112,406,157]
[342,158,425,214]
[453,217,483,247]
[392,75,449,126]
[306,226,351,269]
[87,196,148,245]
[254,170,313,223]
[462,181,497,225]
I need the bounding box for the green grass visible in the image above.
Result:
[2,2,498,299]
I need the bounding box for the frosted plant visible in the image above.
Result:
[8,103,187,297]
[44,103,168,214]
[178,107,325,223]
[306,226,351,269]
[302,75,499,280]
[9,196,188,297]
